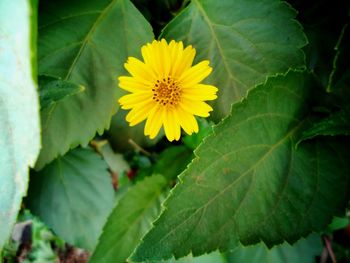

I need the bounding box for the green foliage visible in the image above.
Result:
[161,0,307,120]
[0,0,40,250]
[35,0,154,169]
[132,70,350,261]
[2,0,350,262]
[27,148,115,251]
[90,174,166,263]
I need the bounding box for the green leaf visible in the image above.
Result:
[327,23,350,92]
[226,234,322,263]
[0,0,40,250]
[27,148,114,251]
[299,106,350,143]
[36,0,154,169]
[90,174,167,263]
[132,70,350,261]
[161,0,307,120]
[38,75,85,110]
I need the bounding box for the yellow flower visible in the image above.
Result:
[118,39,218,141]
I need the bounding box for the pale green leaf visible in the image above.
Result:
[90,174,167,263]
[160,251,227,263]
[161,0,307,120]
[27,148,115,251]
[132,70,350,261]
[0,0,40,250]
[36,0,154,169]
[226,234,322,263]
[92,140,130,175]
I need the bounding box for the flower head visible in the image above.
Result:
[118,39,218,141]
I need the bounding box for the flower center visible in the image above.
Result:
[152,77,181,106]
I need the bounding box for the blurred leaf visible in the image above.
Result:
[90,174,167,263]
[288,0,350,88]
[328,216,350,231]
[0,0,40,250]
[108,110,163,152]
[38,75,85,110]
[328,23,350,92]
[132,70,350,261]
[36,0,154,169]
[162,0,307,120]
[27,148,114,251]
[299,106,350,143]
[226,234,322,263]
[183,119,213,150]
[153,146,193,181]
[161,251,226,263]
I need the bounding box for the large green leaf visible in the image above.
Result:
[226,234,322,263]
[132,70,350,261]
[0,0,40,250]
[161,0,307,120]
[36,0,153,169]
[90,174,167,263]
[27,148,115,251]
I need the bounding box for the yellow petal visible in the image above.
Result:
[160,39,171,78]
[169,41,183,77]
[180,99,213,117]
[118,76,151,92]
[118,93,152,109]
[172,45,196,78]
[174,107,198,135]
[126,101,156,126]
[141,43,155,67]
[170,109,181,141]
[182,84,218,101]
[124,57,157,81]
[144,105,164,139]
[163,109,177,141]
[178,61,212,86]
